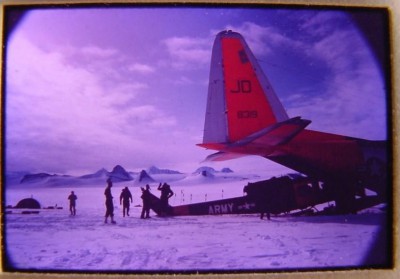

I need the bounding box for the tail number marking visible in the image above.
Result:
[231,80,251,93]
[238,110,258,119]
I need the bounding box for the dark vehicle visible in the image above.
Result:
[243,176,329,218]
[145,174,384,218]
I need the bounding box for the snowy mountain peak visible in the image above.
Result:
[20,173,54,184]
[111,165,126,173]
[193,166,233,175]
[96,168,108,174]
[200,170,215,178]
[221,168,234,173]
[193,166,217,174]
[80,168,108,179]
[135,170,155,184]
[108,165,133,182]
[148,166,181,175]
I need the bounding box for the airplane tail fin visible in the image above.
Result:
[202,30,289,145]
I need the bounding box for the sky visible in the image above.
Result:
[4,5,389,176]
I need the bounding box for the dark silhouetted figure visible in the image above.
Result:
[104,178,116,224]
[140,184,151,219]
[260,209,271,220]
[158,182,174,215]
[120,186,133,217]
[68,191,77,216]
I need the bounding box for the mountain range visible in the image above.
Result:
[7,165,235,187]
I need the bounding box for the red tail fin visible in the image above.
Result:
[202,30,288,144]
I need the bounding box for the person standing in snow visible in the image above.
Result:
[157,182,174,215]
[140,184,151,219]
[120,186,133,217]
[68,191,77,216]
[104,178,116,224]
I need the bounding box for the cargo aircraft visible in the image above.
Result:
[145,30,388,217]
[195,30,388,214]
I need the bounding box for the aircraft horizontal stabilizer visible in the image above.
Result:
[231,117,311,147]
[198,117,311,160]
[202,151,249,162]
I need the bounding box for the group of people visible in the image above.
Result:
[105,179,174,223]
[68,178,175,224]
[140,182,174,218]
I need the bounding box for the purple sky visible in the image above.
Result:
[5,6,388,175]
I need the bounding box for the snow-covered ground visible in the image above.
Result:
[3,174,389,273]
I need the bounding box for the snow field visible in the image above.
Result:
[4,182,386,272]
